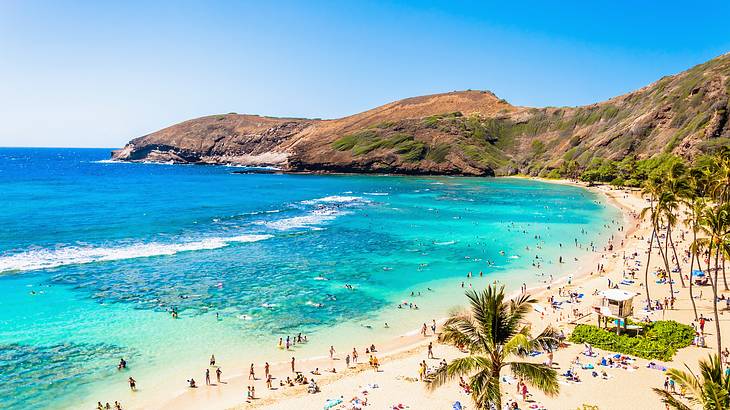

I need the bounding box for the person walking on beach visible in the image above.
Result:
[205,368,210,385]
[345,354,351,368]
[264,362,270,379]
[427,342,434,359]
[329,345,335,359]
[266,374,272,389]
[699,315,706,333]
[421,323,427,336]
[249,363,255,380]
[352,348,358,363]
[216,367,222,383]
[128,377,136,391]
[431,319,436,335]
[291,357,296,373]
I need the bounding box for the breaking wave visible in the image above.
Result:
[0,234,272,273]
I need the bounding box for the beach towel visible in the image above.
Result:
[323,398,342,409]
[647,362,668,372]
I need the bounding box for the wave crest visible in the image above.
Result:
[0,234,271,273]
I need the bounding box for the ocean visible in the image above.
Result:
[0,148,621,409]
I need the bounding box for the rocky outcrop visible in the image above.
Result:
[113,53,730,176]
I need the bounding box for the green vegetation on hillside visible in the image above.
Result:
[332,130,434,163]
[575,154,684,186]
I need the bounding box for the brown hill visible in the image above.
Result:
[112,53,730,176]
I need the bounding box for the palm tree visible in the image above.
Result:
[655,190,680,296]
[654,354,730,409]
[708,147,730,205]
[697,203,730,357]
[664,162,690,289]
[427,285,559,409]
[640,176,664,309]
[684,197,708,321]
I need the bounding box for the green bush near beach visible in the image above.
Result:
[569,321,694,361]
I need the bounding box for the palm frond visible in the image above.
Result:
[426,355,489,390]
[509,361,559,397]
[652,388,693,410]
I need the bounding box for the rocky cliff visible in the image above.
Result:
[112,53,730,176]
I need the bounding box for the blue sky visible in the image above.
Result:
[1,1,728,148]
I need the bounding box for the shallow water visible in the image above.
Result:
[0,148,620,409]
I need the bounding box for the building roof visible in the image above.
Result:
[600,289,636,301]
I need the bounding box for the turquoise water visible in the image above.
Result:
[0,148,621,409]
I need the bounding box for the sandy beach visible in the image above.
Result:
[115,177,729,410]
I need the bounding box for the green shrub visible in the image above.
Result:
[545,169,562,179]
[569,321,694,361]
[426,143,450,163]
[610,176,625,187]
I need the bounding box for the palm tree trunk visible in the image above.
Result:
[668,228,686,288]
[644,229,656,310]
[492,369,502,410]
[723,255,728,291]
[688,229,699,321]
[711,243,722,357]
[657,225,675,301]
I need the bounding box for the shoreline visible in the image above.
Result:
[143,178,636,410]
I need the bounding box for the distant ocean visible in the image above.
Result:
[0,148,621,409]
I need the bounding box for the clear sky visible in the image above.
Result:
[1,1,728,148]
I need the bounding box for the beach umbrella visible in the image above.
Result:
[692,270,705,277]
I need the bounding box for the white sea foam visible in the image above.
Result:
[364,192,389,196]
[265,208,345,231]
[300,195,367,205]
[0,234,272,273]
[263,195,370,231]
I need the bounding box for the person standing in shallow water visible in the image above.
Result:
[209,354,216,366]
[205,368,210,385]
[216,367,222,383]
[128,377,136,391]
